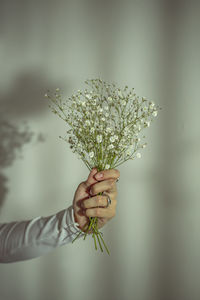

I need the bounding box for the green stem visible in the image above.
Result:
[94,219,103,252]
[72,230,83,243]
[98,232,110,255]
[92,232,97,250]
[83,217,93,240]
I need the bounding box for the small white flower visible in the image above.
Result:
[106,127,112,133]
[85,120,90,126]
[104,106,109,111]
[107,144,114,150]
[56,88,60,92]
[143,106,148,112]
[89,151,94,158]
[86,94,92,99]
[105,113,109,117]
[101,117,105,122]
[98,107,103,113]
[44,93,48,98]
[136,153,141,158]
[82,101,86,107]
[85,111,90,116]
[146,121,150,127]
[105,164,110,169]
[99,125,103,130]
[97,135,102,143]
[126,146,133,156]
[113,135,118,140]
[110,136,115,143]
[77,143,83,152]
[152,111,158,117]
[150,102,155,109]
[122,100,126,105]
[90,127,95,133]
[126,150,131,156]
[142,143,147,148]
[108,96,113,101]
[92,99,97,105]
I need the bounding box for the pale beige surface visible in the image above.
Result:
[0,1,200,300]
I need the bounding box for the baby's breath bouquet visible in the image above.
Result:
[45,78,161,254]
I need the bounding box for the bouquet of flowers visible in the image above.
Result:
[45,78,161,254]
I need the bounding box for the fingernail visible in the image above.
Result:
[95,172,103,179]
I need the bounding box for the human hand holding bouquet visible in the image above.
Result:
[45,78,161,254]
[72,167,119,254]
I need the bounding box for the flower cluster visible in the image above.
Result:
[45,78,161,172]
[45,78,161,255]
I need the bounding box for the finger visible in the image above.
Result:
[84,167,98,188]
[85,207,115,218]
[89,179,117,196]
[94,168,120,182]
[82,195,109,209]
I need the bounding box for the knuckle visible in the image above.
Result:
[90,186,97,195]
[96,196,101,206]
[95,208,100,217]
[109,179,115,185]
[84,200,89,208]
[102,195,107,205]
[114,169,120,178]
[102,196,108,206]
[109,179,115,187]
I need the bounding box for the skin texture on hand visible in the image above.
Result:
[73,167,120,232]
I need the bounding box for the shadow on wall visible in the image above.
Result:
[0,116,34,209]
[1,70,50,118]
[0,69,58,210]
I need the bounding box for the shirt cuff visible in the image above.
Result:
[64,206,84,240]
[69,206,82,230]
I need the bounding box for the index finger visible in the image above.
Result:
[94,168,120,181]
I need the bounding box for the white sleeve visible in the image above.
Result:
[0,205,84,263]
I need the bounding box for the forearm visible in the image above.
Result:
[0,205,83,263]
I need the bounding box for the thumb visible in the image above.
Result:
[84,167,98,188]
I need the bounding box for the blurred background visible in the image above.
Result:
[0,0,200,299]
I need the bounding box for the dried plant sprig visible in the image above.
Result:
[45,78,161,254]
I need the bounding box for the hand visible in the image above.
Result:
[73,167,120,232]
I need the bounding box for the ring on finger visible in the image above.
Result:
[103,191,112,208]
